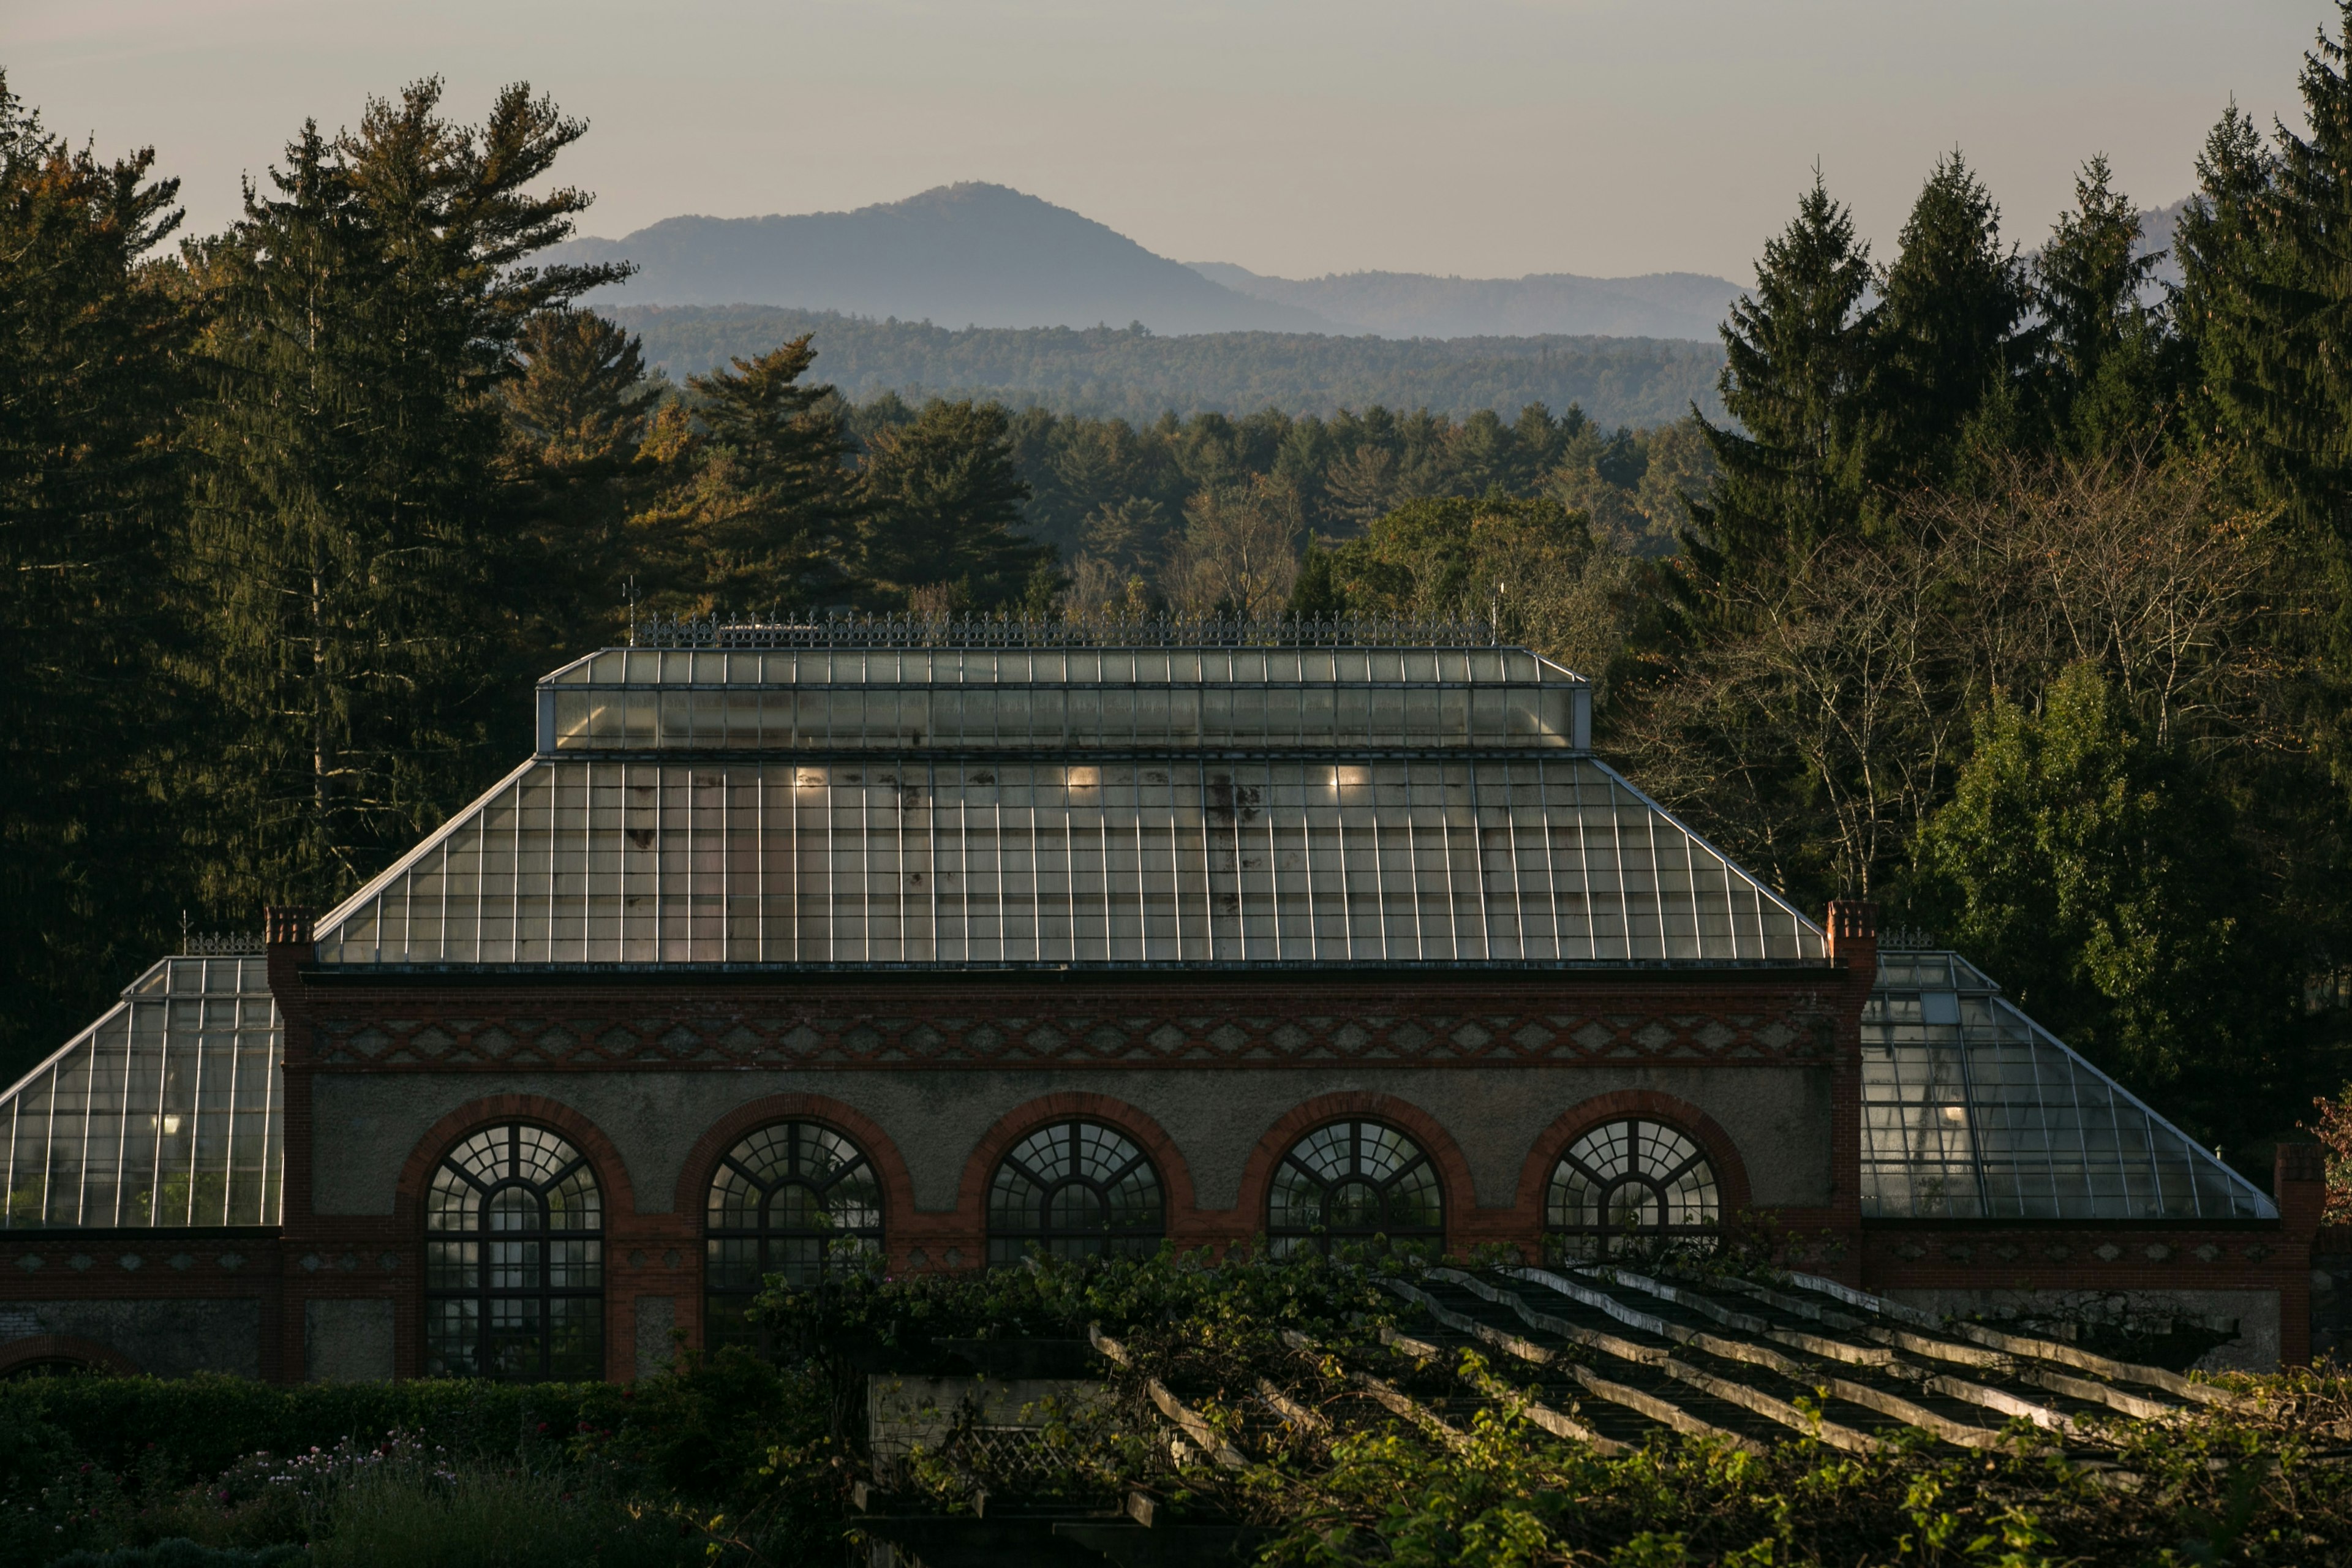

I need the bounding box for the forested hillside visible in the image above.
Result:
[1188,262,1740,339]
[12,7,2352,1186]
[608,304,1728,426]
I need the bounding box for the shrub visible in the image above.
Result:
[51,1543,307,1568]
[312,1460,698,1568]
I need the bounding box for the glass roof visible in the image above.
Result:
[314,756,1825,968]
[1,955,282,1230]
[1862,949,2274,1221]
[538,645,1589,755]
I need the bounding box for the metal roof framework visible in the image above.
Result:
[1861,950,2274,1221]
[0,636,2271,1231]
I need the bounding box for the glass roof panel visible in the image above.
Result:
[1862,949,2275,1221]
[538,643,1588,753]
[313,756,1825,968]
[1,955,281,1229]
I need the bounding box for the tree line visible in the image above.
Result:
[600,304,1729,429]
[10,3,2352,1173]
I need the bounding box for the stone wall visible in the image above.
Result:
[0,1297,263,1378]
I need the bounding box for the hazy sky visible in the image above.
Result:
[6,1,2340,282]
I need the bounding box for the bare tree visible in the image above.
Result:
[1164,479,1301,617]
[1613,451,2282,905]
[1913,451,2279,750]
[1616,535,1959,899]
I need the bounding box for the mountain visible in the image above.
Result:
[605,305,1728,428]
[1187,263,1741,341]
[548,183,1343,335]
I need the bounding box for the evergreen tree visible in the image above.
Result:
[501,309,662,657]
[2035,156,2165,451]
[2172,101,2280,451]
[504,309,659,467]
[2177,10,2352,790]
[184,80,622,909]
[858,399,1043,607]
[1914,664,2289,1144]
[1684,176,1875,599]
[629,336,853,615]
[0,75,194,1078]
[1866,153,2035,493]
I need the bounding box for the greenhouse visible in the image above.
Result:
[0,619,2311,1381]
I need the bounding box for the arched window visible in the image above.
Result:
[705,1121,884,1352]
[1546,1118,1721,1261]
[987,1120,1164,1266]
[424,1124,603,1380]
[1267,1120,1444,1256]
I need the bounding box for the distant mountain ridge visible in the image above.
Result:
[550,184,1342,335]
[551,182,1751,341]
[549,181,2195,350]
[1186,262,1743,341]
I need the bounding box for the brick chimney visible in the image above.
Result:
[2277,1141,2329,1237]
[263,905,314,1011]
[263,906,315,948]
[1825,899,1877,973]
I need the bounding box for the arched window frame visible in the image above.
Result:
[704,1120,884,1353]
[1544,1117,1722,1261]
[986,1118,1165,1266]
[423,1123,604,1381]
[1265,1119,1445,1256]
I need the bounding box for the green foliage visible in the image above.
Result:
[2034,156,2165,454]
[181,78,622,910]
[857,398,1041,606]
[1913,664,2286,1126]
[1316,494,1638,695]
[1865,152,2035,496]
[0,71,196,1083]
[312,1462,696,1568]
[627,336,853,614]
[1687,175,1874,596]
[52,1544,307,1568]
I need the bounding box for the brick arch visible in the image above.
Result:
[1234,1093,1481,1247]
[671,1095,918,1230]
[0,1333,138,1378]
[956,1093,1200,1237]
[394,1093,638,1223]
[1513,1090,1755,1217]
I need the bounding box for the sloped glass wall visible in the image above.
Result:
[1,956,281,1229]
[1862,950,2274,1221]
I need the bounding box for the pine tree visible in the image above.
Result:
[2035,156,2165,451]
[2172,101,2280,451]
[501,309,663,658]
[1683,175,1875,598]
[628,335,853,614]
[2177,10,2352,789]
[505,309,659,467]
[1866,153,2034,493]
[185,80,622,909]
[0,75,194,1078]
[858,399,1043,607]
